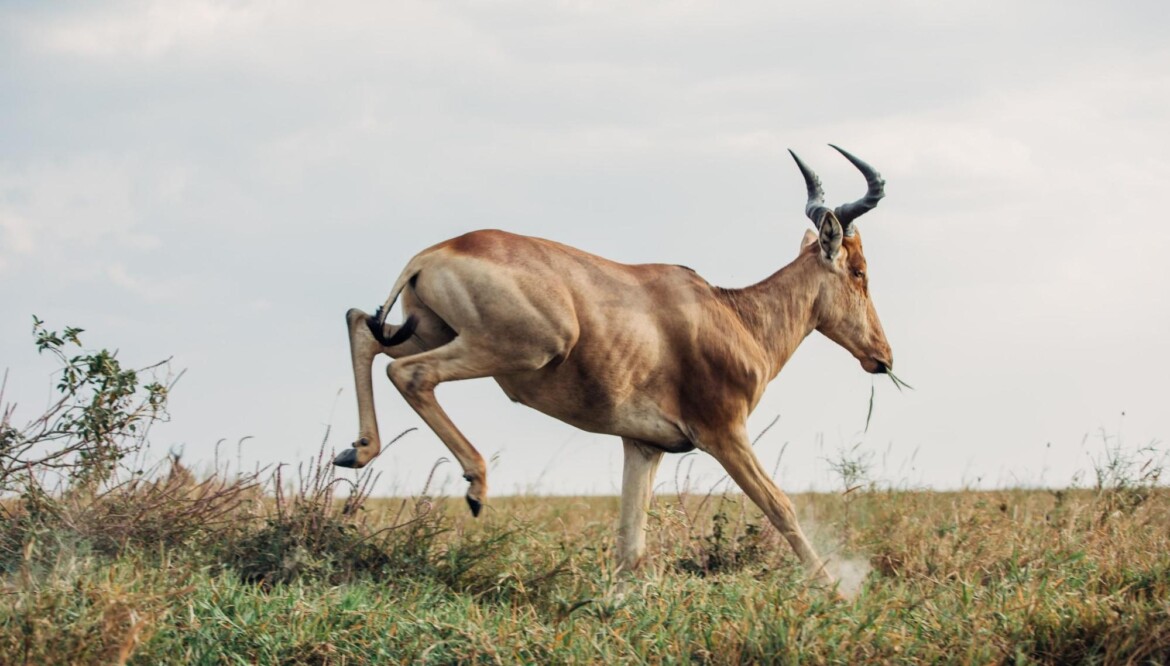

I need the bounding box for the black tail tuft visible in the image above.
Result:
[385,314,418,346]
[367,307,418,347]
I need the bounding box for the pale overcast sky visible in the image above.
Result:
[2,1,1167,496]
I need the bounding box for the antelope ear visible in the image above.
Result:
[818,211,843,261]
[799,228,818,253]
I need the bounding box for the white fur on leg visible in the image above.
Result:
[617,439,663,573]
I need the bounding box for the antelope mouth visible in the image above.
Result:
[333,447,360,468]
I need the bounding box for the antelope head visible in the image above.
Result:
[789,145,893,375]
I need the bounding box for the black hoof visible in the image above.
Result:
[333,448,359,468]
[466,495,482,517]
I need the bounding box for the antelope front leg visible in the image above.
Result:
[334,308,385,468]
[706,427,834,587]
[618,438,664,573]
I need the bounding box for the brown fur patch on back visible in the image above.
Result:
[443,229,505,255]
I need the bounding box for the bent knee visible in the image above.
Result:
[387,361,437,395]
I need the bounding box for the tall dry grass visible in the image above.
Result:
[3,320,1168,664]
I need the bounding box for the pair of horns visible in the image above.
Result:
[789,145,885,236]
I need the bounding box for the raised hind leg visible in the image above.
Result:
[335,308,417,468]
[336,298,457,468]
[386,336,551,516]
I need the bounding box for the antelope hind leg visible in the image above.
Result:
[386,336,548,516]
[335,308,426,469]
[334,308,386,468]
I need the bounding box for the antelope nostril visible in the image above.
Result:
[875,360,890,374]
[358,437,370,447]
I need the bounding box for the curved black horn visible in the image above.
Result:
[829,144,885,228]
[788,149,832,229]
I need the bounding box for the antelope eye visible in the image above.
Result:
[852,269,865,279]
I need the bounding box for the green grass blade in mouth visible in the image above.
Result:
[865,380,875,433]
[886,370,914,392]
[866,372,911,432]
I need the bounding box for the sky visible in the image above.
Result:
[1,0,1168,497]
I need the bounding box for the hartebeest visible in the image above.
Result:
[336,145,892,585]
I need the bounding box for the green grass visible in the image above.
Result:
[3,487,1169,665]
[7,322,1165,664]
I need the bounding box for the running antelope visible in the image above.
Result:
[337,145,892,585]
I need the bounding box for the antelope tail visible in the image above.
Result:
[368,264,421,347]
[368,309,417,347]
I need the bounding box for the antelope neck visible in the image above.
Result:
[718,251,822,380]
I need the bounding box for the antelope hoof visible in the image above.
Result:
[462,473,486,516]
[466,494,483,517]
[333,448,359,468]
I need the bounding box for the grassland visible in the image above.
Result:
[3,324,1167,664]
[3,470,1169,665]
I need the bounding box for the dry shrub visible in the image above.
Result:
[213,442,554,601]
[675,509,770,577]
[2,454,262,571]
[666,452,780,577]
[222,441,450,586]
[68,455,258,556]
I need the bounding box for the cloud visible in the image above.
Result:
[30,0,265,58]
[0,212,37,272]
[1,0,1167,495]
[105,262,196,303]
